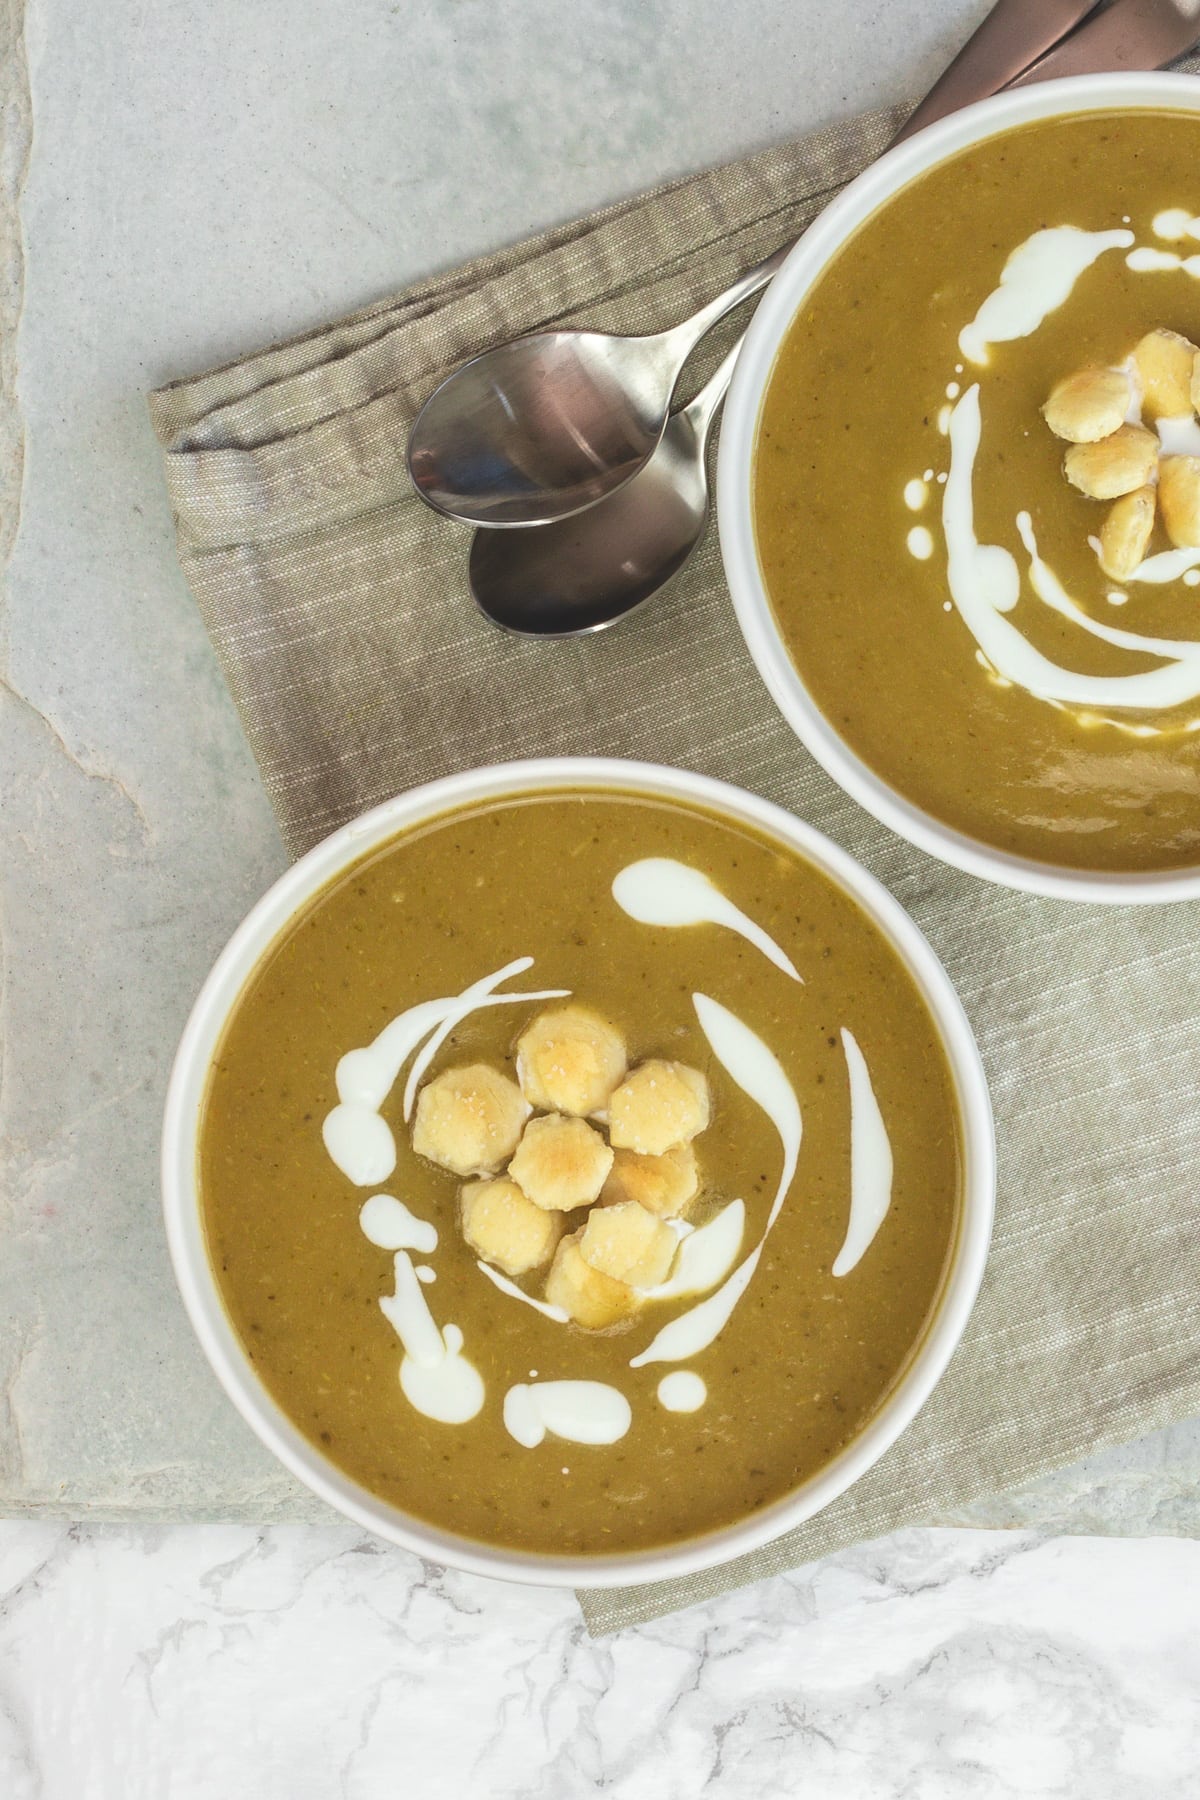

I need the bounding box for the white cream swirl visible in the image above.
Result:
[959,227,1133,365]
[379,1251,485,1425]
[944,387,1200,712]
[831,1030,893,1278]
[935,219,1200,720]
[612,858,801,981]
[503,1381,631,1447]
[322,959,568,1186]
[630,994,802,1368]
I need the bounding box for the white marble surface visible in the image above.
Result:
[2,1520,1198,1797]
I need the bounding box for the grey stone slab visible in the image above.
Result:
[950,1417,1200,1540]
[2,0,1195,1539]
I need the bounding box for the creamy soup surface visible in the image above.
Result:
[756,111,1200,873]
[198,792,962,1557]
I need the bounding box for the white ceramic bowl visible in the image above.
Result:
[163,758,995,1588]
[718,72,1200,905]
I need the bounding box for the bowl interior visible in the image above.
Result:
[163,757,995,1588]
[717,72,1200,905]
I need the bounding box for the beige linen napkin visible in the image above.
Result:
[150,85,1200,1636]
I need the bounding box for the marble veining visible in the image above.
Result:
[0,1523,1198,1797]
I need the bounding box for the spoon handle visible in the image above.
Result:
[892,0,1102,143]
[682,340,745,442]
[1006,0,1200,84]
[661,245,790,365]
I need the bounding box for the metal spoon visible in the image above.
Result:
[468,343,740,635]
[410,250,784,530]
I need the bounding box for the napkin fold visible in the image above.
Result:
[150,79,1200,1637]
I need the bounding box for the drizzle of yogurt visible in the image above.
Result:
[400,962,568,1122]
[1107,546,1200,586]
[401,1324,483,1423]
[1016,511,1200,697]
[380,1251,446,1365]
[831,1030,893,1278]
[322,958,568,1185]
[322,1106,397,1188]
[943,387,1200,711]
[476,1260,569,1323]
[1152,208,1200,242]
[630,1254,761,1370]
[474,1200,744,1341]
[903,478,928,511]
[1126,246,1200,277]
[1157,416,1200,457]
[503,1381,632,1448]
[1122,362,1144,426]
[612,858,801,982]
[657,1371,707,1413]
[692,997,802,1220]
[334,997,456,1109]
[380,1252,485,1424]
[907,526,934,562]
[631,995,801,1368]
[958,227,1133,365]
[640,1199,745,1302]
[358,1194,438,1254]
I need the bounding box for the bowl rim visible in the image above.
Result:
[162,756,995,1589]
[717,70,1200,905]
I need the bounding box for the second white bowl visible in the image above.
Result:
[717,72,1200,905]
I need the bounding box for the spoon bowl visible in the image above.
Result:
[468,344,738,636]
[410,331,677,529]
[410,251,784,529]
